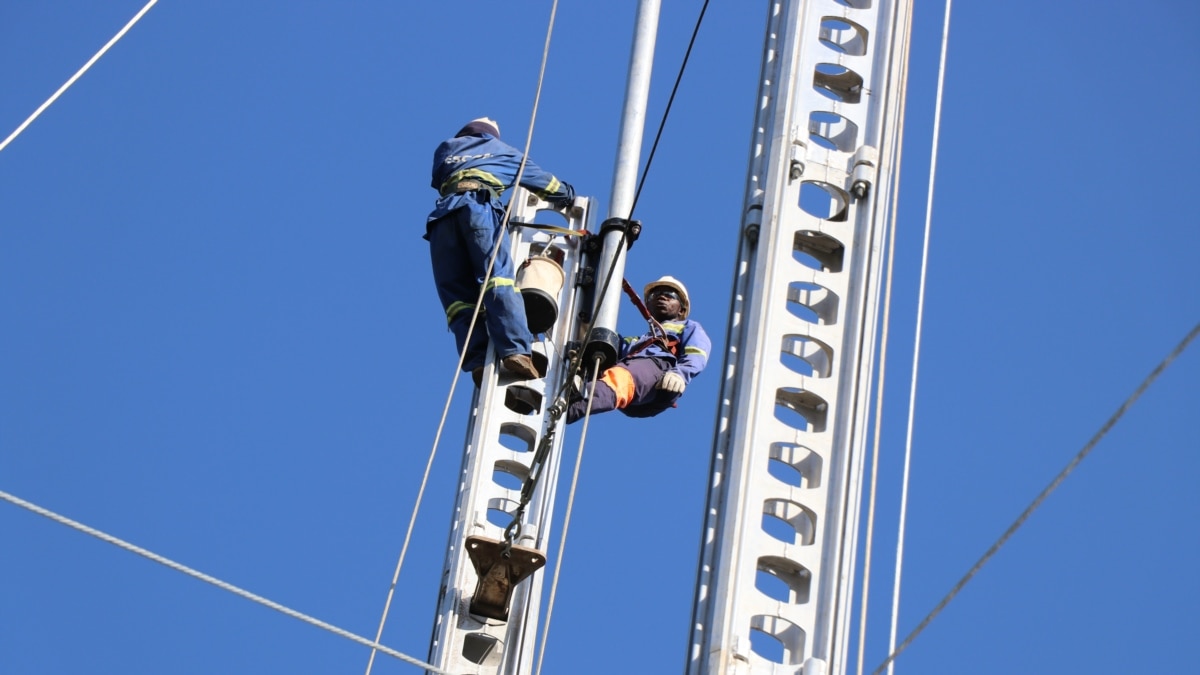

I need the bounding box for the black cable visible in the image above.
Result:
[552,1,711,407]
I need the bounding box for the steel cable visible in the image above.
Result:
[855,1,916,673]
[872,320,1200,674]
[0,490,455,675]
[533,360,604,675]
[0,1,159,154]
[884,1,953,672]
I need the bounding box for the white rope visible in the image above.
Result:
[533,359,600,675]
[885,1,953,673]
[363,3,562,672]
[855,1,915,673]
[0,489,454,675]
[0,0,158,154]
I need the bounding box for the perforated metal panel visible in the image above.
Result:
[688,1,912,673]
[428,192,594,675]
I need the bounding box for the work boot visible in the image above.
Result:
[501,354,540,380]
[472,367,484,388]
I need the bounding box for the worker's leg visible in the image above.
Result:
[429,211,490,371]
[565,360,665,423]
[566,379,618,424]
[464,206,533,360]
[620,357,673,408]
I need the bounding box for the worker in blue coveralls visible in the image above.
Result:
[426,117,575,387]
[566,276,711,424]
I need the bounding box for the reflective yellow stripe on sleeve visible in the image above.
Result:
[533,176,562,201]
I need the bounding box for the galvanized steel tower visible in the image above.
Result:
[427,2,664,673]
[687,1,912,673]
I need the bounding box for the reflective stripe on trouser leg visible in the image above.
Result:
[429,205,533,370]
[466,205,531,359]
[445,301,475,325]
[480,276,531,359]
[429,208,491,371]
[448,304,490,371]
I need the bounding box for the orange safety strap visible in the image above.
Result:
[511,220,589,238]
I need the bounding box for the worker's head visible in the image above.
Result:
[456,117,501,139]
[643,276,690,321]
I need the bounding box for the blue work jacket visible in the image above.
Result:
[426,133,573,233]
[621,317,711,383]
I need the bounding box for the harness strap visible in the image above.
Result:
[439,170,504,199]
[510,220,588,238]
[621,279,679,358]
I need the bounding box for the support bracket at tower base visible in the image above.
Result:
[466,536,547,621]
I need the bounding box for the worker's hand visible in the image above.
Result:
[657,371,686,394]
[550,182,576,208]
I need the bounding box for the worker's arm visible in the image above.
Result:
[515,156,574,205]
[671,320,711,383]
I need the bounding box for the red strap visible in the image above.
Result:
[621,279,679,357]
[621,279,655,323]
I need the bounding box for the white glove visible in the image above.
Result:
[657,371,686,394]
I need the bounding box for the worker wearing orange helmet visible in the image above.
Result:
[566,276,710,423]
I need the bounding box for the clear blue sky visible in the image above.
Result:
[3,2,1198,674]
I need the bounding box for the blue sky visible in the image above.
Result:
[2,2,1198,674]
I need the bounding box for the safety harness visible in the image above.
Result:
[620,278,680,359]
[439,170,505,200]
[510,219,588,240]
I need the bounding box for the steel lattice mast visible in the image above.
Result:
[426,190,594,675]
[427,2,662,673]
[688,1,913,673]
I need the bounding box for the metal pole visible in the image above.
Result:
[584,0,661,369]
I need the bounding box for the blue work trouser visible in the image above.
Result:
[428,201,532,371]
[566,356,679,424]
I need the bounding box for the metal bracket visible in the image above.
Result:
[598,217,642,249]
[850,145,879,198]
[465,536,547,621]
[789,134,807,181]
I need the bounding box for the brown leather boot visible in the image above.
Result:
[472,366,484,388]
[501,354,540,380]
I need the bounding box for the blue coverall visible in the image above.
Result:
[566,317,711,423]
[426,130,574,372]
